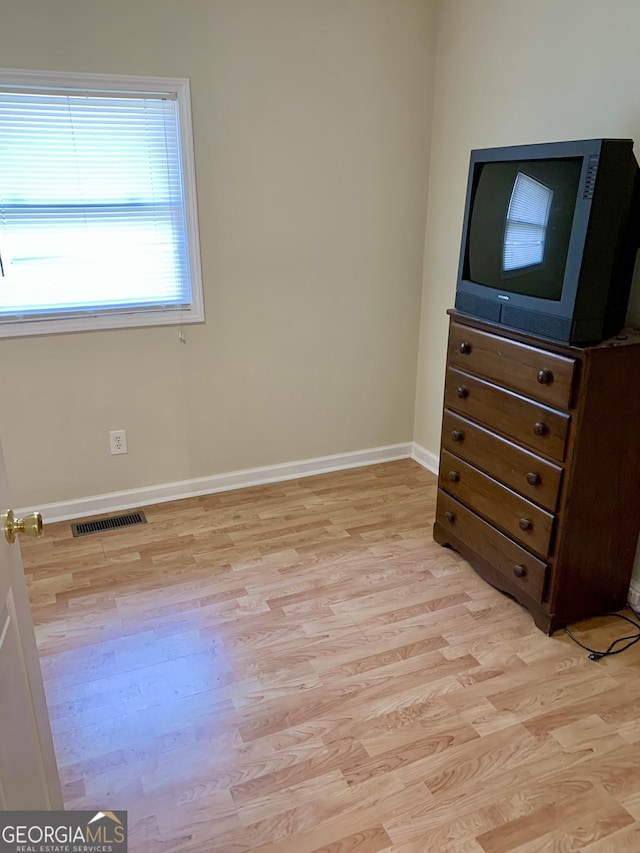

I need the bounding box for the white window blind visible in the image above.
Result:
[0,71,203,336]
[503,172,553,273]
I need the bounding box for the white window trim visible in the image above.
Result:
[0,68,204,338]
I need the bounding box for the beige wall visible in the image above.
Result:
[0,0,437,507]
[414,0,640,456]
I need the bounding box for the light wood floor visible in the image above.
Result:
[21,460,640,852]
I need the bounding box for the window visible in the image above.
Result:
[502,172,553,273]
[0,69,203,337]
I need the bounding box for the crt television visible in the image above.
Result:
[454,138,640,345]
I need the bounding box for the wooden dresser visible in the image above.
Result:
[433,310,640,634]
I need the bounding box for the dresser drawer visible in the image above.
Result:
[436,490,549,603]
[448,321,577,409]
[439,450,555,556]
[444,367,570,462]
[441,410,563,511]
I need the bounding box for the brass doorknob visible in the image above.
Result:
[2,509,43,544]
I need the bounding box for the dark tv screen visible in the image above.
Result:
[467,158,583,300]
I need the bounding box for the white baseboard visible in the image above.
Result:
[411,442,439,474]
[628,580,640,610]
[20,442,416,524]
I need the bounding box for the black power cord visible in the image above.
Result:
[564,608,640,661]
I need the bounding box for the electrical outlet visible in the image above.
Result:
[109,429,128,455]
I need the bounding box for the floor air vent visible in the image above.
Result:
[71,511,147,537]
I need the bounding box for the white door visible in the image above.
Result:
[0,438,62,809]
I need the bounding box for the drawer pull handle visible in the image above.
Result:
[456,386,469,399]
[513,564,527,578]
[537,369,552,384]
[459,342,472,354]
[526,472,540,486]
[533,422,547,436]
[451,430,464,442]
[448,471,459,483]
[519,518,532,531]
[444,511,455,523]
